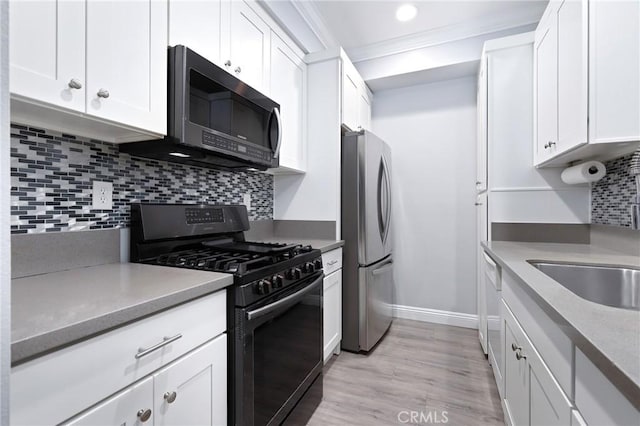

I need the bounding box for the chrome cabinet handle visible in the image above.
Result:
[137,409,152,422]
[511,343,521,351]
[544,141,556,149]
[516,349,527,360]
[234,66,242,74]
[476,181,482,185]
[68,78,82,89]
[225,60,231,67]
[135,333,182,359]
[97,89,110,99]
[164,391,177,404]
[475,202,483,206]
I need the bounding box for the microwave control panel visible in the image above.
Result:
[202,131,272,163]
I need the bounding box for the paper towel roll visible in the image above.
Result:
[561,161,606,184]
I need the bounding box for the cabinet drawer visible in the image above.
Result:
[11,290,226,425]
[322,248,343,275]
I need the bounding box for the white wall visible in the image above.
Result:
[372,77,478,315]
[1,0,10,422]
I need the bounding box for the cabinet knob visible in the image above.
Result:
[511,343,521,351]
[544,141,556,149]
[234,66,242,74]
[515,349,527,360]
[68,79,82,90]
[97,89,110,99]
[475,202,483,206]
[164,391,178,404]
[225,60,232,67]
[137,409,152,422]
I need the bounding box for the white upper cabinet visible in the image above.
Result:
[9,0,168,140]
[342,57,371,132]
[169,0,224,67]
[476,57,487,192]
[228,0,271,94]
[86,0,167,134]
[9,0,86,112]
[534,0,640,167]
[270,32,307,172]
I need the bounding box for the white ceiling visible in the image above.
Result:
[310,0,548,53]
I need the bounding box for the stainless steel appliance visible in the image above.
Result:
[129,204,323,425]
[121,45,281,171]
[341,130,393,352]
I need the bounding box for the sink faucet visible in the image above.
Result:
[631,148,640,229]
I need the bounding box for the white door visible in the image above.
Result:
[504,314,529,426]
[63,377,154,425]
[358,91,371,131]
[270,32,306,171]
[342,70,359,130]
[476,193,488,354]
[229,0,270,93]
[9,0,85,112]
[557,0,588,153]
[476,59,488,192]
[168,0,223,67]
[323,270,342,363]
[534,10,558,161]
[85,0,167,134]
[153,336,227,426]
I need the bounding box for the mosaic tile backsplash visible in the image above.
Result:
[591,153,637,228]
[10,124,273,234]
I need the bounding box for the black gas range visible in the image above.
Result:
[129,203,323,426]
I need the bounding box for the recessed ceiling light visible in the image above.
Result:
[396,4,418,22]
[169,152,190,158]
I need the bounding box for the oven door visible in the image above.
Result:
[235,272,323,426]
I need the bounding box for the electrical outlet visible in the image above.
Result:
[92,181,113,210]
[243,193,251,211]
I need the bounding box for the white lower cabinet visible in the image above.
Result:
[64,336,226,426]
[503,300,572,426]
[11,291,227,426]
[323,269,342,363]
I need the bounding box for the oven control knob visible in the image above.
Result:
[313,259,323,270]
[262,279,273,293]
[302,262,315,273]
[255,281,265,295]
[286,268,302,280]
[272,274,284,288]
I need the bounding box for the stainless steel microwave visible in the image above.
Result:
[121,45,281,170]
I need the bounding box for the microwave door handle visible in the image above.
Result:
[273,107,282,158]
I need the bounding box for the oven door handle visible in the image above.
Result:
[246,273,323,321]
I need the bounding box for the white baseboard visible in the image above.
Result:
[392,304,478,329]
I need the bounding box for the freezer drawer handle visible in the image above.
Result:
[372,261,393,276]
[135,334,183,359]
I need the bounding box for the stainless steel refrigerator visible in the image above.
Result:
[341,130,393,352]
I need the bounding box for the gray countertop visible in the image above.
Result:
[12,263,234,365]
[481,241,640,406]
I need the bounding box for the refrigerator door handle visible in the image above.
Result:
[377,158,386,243]
[372,260,393,276]
[382,156,391,243]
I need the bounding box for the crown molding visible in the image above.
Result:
[347,8,544,63]
[290,0,339,51]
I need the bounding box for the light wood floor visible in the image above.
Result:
[306,319,504,426]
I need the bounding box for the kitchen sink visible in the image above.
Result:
[528,261,640,311]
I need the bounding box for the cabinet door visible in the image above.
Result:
[63,377,154,426]
[534,9,559,162]
[358,91,371,131]
[229,0,270,94]
[476,59,487,192]
[503,306,529,426]
[476,194,488,354]
[153,335,227,426]
[169,0,223,67]
[323,270,342,363]
[342,67,359,131]
[557,0,588,153]
[85,0,167,134]
[588,0,640,143]
[9,0,85,112]
[270,33,306,171]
